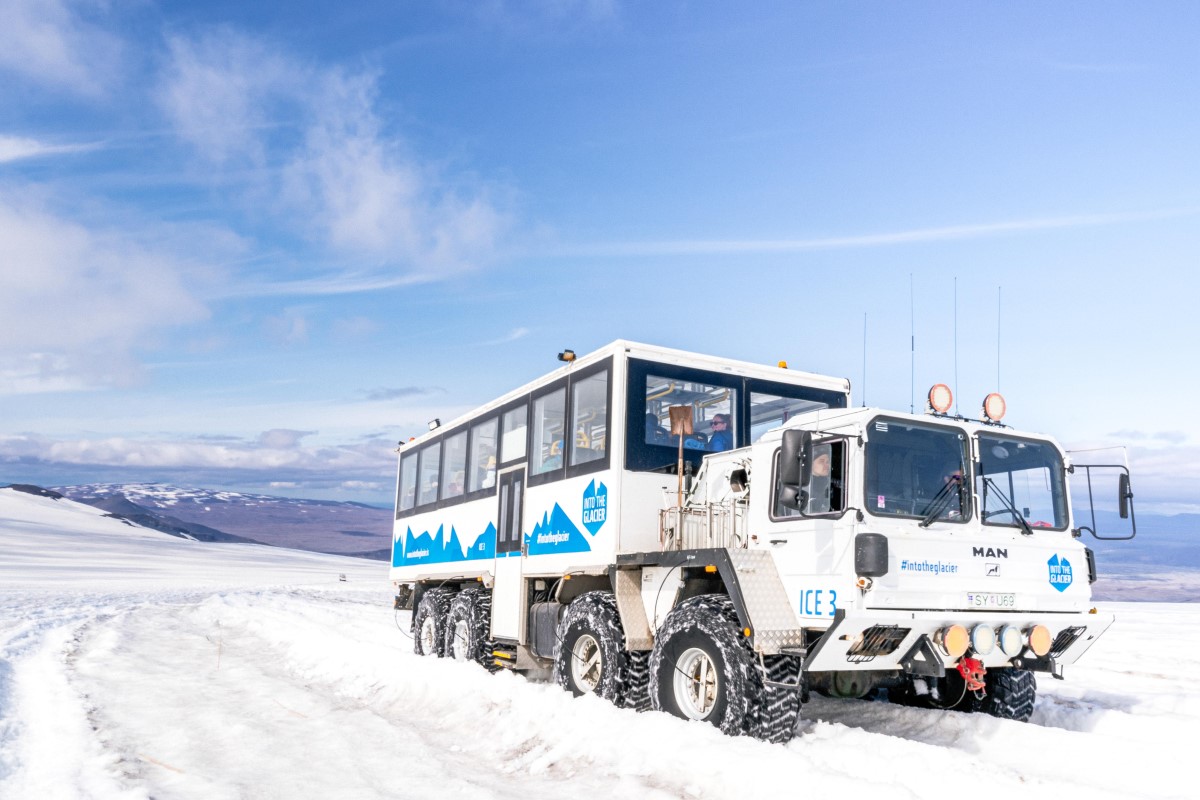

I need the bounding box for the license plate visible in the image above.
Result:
[967,592,1016,609]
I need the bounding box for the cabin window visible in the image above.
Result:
[570,371,608,466]
[440,430,468,500]
[501,405,527,464]
[643,373,736,453]
[468,417,499,492]
[751,392,828,442]
[532,388,566,475]
[416,442,441,506]
[397,451,418,514]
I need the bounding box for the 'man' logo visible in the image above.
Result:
[972,547,1008,559]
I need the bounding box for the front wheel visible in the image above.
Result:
[649,595,757,736]
[976,668,1037,721]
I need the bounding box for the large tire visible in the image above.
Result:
[649,594,759,737]
[749,655,803,743]
[413,587,455,657]
[976,668,1036,721]
[553,591,644,708]
[444,587,497,671]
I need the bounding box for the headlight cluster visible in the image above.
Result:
[935,622,1053,659]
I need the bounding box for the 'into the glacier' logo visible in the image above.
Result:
[582,480,607,535]
[1048,554,1073,592]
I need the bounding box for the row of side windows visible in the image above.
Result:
[396,361,611,517]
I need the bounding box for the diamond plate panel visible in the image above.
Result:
[727,549,805,654]
[613,568,654,650]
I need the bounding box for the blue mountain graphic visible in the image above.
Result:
[526,502,592,556]
[395,522,497,567]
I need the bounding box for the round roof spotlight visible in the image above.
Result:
[982,392,1007,422]
[970,624,996,656]
[928,383,954,415]
[998,625,1023,657]
[1026,624,1053,658]
[935,624,970,659]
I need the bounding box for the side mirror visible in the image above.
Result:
[1119,473,1132,519]
[779,430,812,486]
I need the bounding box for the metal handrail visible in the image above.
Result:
[659,500,748,551]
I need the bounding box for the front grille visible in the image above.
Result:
[846,625,911,663]
[1050,626,1086,658]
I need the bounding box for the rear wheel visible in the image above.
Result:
[444,587,497,671]
[413,587,455,657]
[554,591,643,707]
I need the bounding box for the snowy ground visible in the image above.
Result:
[0,488,1194,800]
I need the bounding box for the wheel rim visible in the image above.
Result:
[419,615,438,655]
[673,647,718,720]
[450,619,470,660]
[570,633,603,693]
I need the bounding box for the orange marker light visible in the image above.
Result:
[928,384,953,414]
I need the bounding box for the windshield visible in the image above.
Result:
[865,418,970,523]
[977,433,1068,531]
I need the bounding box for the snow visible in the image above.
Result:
[0,487,1194,799]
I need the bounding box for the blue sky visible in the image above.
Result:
[1,1,1198,511]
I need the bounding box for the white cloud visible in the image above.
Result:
[0,0,122,96]
[554,207,1200,258]
[158,29,509,284]
[0,193,211,394]
[0,134,97,164]
[0,432,394,475]
[158,32,292,164]
[258,429,316,450]
[263,307,311,345]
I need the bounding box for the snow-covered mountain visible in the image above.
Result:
[0,484,1195,799]
[53,482,393,560]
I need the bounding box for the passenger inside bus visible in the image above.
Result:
[708,414,733,452]
[646,413,669,444]
[544,440,563,470]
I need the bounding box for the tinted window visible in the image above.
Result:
[864,418,969,522]
[532,388,566,475]
[644,373,736,453]
[751,392,828,442]
[501,405,527,464]
[397,451,418,513]
[468,418,498,492]
[977,434,1067,530]
[416,443,441,506]
[570,371,608,466]
[440,431,467,500]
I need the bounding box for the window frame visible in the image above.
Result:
[862,414,972,524]
[528,357,613,488]
[769,437,850,522]
[625,358,847,473]
[976,431,1069,532]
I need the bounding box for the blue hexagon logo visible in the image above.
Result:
[1048,553,1073,592]
[582,480,608,536]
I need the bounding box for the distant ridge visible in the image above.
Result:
[54,483,393,561]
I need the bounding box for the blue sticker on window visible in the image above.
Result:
[1048,553,1073,592]
[582,479,608,535]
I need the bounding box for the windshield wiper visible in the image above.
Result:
[982,476,1033,536]
[919,479,960,527]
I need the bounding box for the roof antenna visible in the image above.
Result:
[861,311,867,407]
[953,276,959,416]
[910,272,915,414]
[996,285,1002,392]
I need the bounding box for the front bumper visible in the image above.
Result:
[802,608,1114,674]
